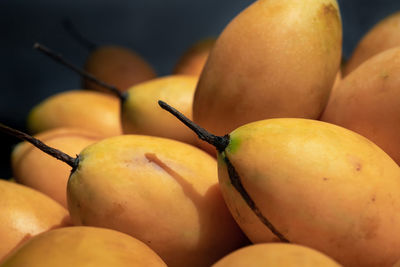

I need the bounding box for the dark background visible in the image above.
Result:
[1,0,400,178]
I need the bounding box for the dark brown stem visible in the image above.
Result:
[33,43,127,102]
[0,123,78,170]
[158,100,290,243]
[158,100,229,152]
[224,156,290,243]
[62,18,97,51]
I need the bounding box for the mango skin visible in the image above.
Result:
[67,135,247,267]
[343,11,400,76]
[218,118,400,267]
[321,47,400,165]
[84,45,157,93]
[212,243,341,267]
[0,180,70,263]
[11,128,100,207]
[121,75,198,145]
[193,0,342,150]
[173,38,215,76]
[27,90,122,137]
[1,227,167,267]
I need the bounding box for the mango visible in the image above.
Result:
[212,243,341,267]
[217,119,400,266]
[27,90,122,137]
[193,0,342,153]
[67,135,247,267]
[321,47,400,165]
[1,226,166,266]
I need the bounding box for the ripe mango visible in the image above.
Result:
[1,227,166,266]
[212,243,341,267]
[27,90,122,137]
[217,118,400,266]
[193,0,342,153]
[67,135,247,267]
[321,47,400,165]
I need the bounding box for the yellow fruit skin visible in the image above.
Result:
[0,180,70,263]
[11,128,100,207]
[27,90,122,137]
[344,11,400,76]
[1,227,167,267]
[121,75,198,145]
[84,45,157,93]
[321,47,400,165]
[67,135,247,267]
[173,38,215,76]
[193,0,342,147]
[212,243,342,267]
[218,118,400,267]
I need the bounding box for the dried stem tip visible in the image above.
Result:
[158,100,229,152]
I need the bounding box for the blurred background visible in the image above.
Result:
[1,0,400,178]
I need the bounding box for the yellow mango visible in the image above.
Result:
[343,11,400,76]
[216,119,400,267]
[0,180,70,262]
[321,47,400,165]
[27,90,122,137]
[12,128,100,207]
[1,226,166,267]
[67,135,247,267]
[83,45,157,93]
[193,0,342,153]
[212,243,341,267]
[121,75,198,144]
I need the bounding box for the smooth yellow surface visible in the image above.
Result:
[122,75,198,145]
[212,243,341,267]
[322,47,400,165]
[194,0,342,148]
[67,135,247,267]
[218,118,400,267]
[27,90,122,137]
[12,128,101,207]
[173,38,215,76]
[0,180,70,263]
[1,227,167,267]
[344,11,400,76]
[84,45,156,93]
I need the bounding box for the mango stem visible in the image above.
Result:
[158,100,229,152]
[33,43,127,102]
[0,123,78,170]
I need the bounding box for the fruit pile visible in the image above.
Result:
[1,0,400,266]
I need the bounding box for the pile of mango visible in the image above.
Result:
[2,0,400,266]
